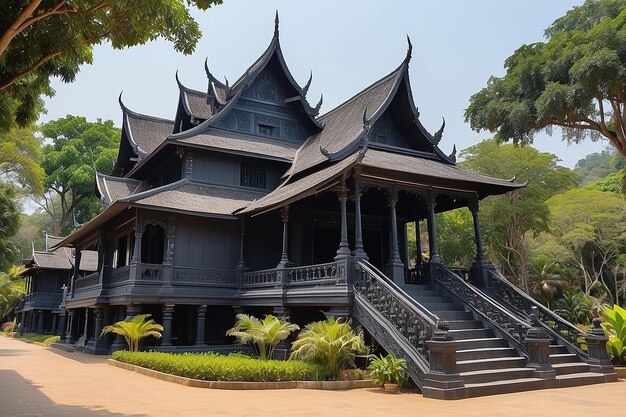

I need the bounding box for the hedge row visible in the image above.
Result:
[112,351,327,382]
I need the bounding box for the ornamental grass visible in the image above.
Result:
[112,351,326,382]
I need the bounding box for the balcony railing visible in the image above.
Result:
[111,265,131,284]
[24,292,63,309]
[241,260,346,289]
[74,272,100,290]
[173,266,237,287]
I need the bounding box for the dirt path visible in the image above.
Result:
[0,336,622,417]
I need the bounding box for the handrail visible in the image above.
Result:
[487,269,587,356]
[433,264,531,352]
[357,260,440,326]
[353,260,439,385]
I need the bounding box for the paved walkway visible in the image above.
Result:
[0,336,623,417]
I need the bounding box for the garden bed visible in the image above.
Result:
[109,351,373,390]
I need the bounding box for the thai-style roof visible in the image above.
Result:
[121,99,175,158]
[176,72,213,121]
[118,178,265,218]
[95,172,150,206]
[173,128,299,162]
[24,234,98,272]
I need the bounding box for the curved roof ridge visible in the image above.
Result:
[118,93,175,125]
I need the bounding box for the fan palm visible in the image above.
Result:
[101,314,163,352]
[226,314,299,360]
[289,316,366,380]
[553,288,593,324]
[528,257,568,308]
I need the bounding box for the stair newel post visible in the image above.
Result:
[525,307,556,379]
[585,318,616,374]
[424,321,465,395]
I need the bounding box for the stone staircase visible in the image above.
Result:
[398,282,617,397]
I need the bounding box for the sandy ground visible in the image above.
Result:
[0,336,623,417]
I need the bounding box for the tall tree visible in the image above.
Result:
[460,139,579,291]
[0,0,223,131]
[0,126,44,194]
[0,182,21,270]
[465,0,626,158]
[37,115,120,235]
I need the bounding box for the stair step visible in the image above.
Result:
[549,344,569,354]
[555,371,619,387]
[447,320,484,330]
[457,356,527,373]
[448,328,494,340]
[421,302,464,312]
[463,377,547,398]
[550,353,580,364]
[460,367,535,384]
[410,295,453,304]
[455,337,509,350]
[552,362,590,375]
[456,347,517,361]
[436,310,474,320]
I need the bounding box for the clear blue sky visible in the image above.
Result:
[41,0,609,168]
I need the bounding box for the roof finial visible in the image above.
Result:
[433,116,445,145]
[313,93,323,115]
[362,106,369,128]
[118,91,126,110]
[406,35,412,63]
[204,57,212,79]
[448,144,457,163]
[302,70,312,96]
[274,10,279,37]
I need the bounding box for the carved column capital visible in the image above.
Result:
[385,187,398,207]
[280,205,290,223]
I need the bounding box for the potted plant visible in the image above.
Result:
[367,353,408,392]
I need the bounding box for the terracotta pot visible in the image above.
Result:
[383,383,399,392]
[615,367,626,379]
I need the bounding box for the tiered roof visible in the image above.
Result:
[24,234,97,271]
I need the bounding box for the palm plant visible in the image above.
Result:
[226,314,299,360]
[367,353,408,386]
[289,316,366,380]
[101,314,163,352]
[553,288,593,324]
[528,257,568,308]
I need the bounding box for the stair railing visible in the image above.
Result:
[432,263,531,354]
[354,260,440,385]
[486,269,587,358]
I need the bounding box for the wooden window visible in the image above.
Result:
[141,224,165,264]
[240,163,266,189]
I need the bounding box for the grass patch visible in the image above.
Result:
[20,333,60,345]
[113,351,327,382]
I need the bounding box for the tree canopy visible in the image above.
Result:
[0,183,21,270]
[37,115,120,234]
[0,0,223,131]
[0,126,44,194]
[465,0,626,158]
[459,139,579,290]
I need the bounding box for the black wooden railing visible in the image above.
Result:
[432,263,531,353]
[486,270,588,357]
[240,260,346,289]
[74,272,100,290]
[353,260,438,386]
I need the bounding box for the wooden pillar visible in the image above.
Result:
[415,220,423,265]
[58,311,66,341]
[195,305,207,346]
[109,306,127,353]
[277,206,292,268]
[426,193,441,263]
[36,310,44,334]
[237,217,247,270]
[161,304,174,347]
[70,249,82,295]
[469,200,486,262]
[353,182,368,260]
[385,189,405,282]
[335,177,351,259]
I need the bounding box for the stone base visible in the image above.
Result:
[51,342,75,352]
[469,259,497,288]
[83,338,111,355]
[74,336,88,351]
[109,340,127,353]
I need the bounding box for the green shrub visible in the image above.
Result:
[101,314,163,352]
[367,353,408,386]
[17,333,60,344]
[601,304,626,366]
[112,351,326,382]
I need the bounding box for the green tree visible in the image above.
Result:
[465,0,626,158]
[585,170,625,194]
[100,314,163,352]
[459,139,579,291]
[0,0,223,131]
[542,188,626,303]
[36,115,120,234]
[0,265,27,321]
[0,126,44,194]
[226,314,299,360]
[0,183,21,270]
[289,316,366,380]
[574,149,624,184]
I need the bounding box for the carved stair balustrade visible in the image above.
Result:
[432,264,531,352]
[487,270,588,357]
[353,260,439,386]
